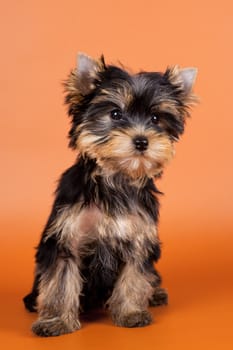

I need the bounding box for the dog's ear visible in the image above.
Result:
[165,65,198,107]
[64,53,106,104]
[64,54,106,149]
[178,67,197,94]
[76,53,106,95]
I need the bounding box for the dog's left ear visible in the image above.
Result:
[179,67,197,95]
[165,66,198,105]
[64,53,106,104]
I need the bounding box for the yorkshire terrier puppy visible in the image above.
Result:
[23,54,197,337]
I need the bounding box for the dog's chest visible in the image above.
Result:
[57,205,156,249]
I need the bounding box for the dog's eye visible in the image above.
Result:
[151,114,160,124]
[110,109,123,120]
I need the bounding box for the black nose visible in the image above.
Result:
[133,136,149,151]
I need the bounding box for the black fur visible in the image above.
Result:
[24,155,161,313]
[52,156,160,218]
[67,66,188,149]
[80,240,123,311]
[23,275,40,312]
[24,55,197,335]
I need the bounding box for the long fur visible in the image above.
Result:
[23,54,197,336]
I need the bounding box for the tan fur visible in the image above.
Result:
[28,56,199,335]
[91,84,133,110]
[36,200,159,332]
[166,65,198,110]
[107,263,154,325]
[64,56,105,103]
[157,101,181,118]
[34,256,82,334]
[45,204,102,253]
[76,125,174,180]
[97,212,158,258]
[45,201,157,258]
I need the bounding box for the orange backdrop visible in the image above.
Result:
[1,1,233,349]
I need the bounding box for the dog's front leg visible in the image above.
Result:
[32,252,82,337]
[107,263,154,327]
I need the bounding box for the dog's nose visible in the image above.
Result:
[133,136,149,151]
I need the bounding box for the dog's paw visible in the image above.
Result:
[149,287,168,307]
[114,310,152,328]
[32,317,81,337]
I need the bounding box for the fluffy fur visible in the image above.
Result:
[23,54,197,336]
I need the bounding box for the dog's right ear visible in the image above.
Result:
[64,54,106,149]
[64,53,106,104]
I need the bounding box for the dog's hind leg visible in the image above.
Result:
[149,287,168,307]
[23,273,40,312]
[149,267,168,307]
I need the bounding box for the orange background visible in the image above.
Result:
[1,0,233,349]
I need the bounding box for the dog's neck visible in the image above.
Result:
[85,156,150,189]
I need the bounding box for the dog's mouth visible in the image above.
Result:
[98,152,162,179]
[135,150,148,157]
[77,129,174,179]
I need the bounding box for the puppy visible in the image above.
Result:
[23,54,197,336]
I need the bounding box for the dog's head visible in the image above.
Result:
[64,54,197,179]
